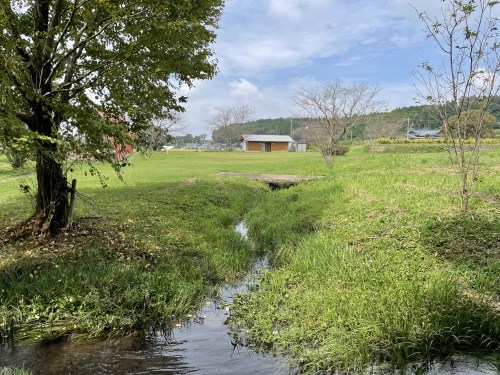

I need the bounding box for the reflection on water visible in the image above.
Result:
[0,266,289,374]
[0,222,498,374]
[425,355,500,375]
[0,222,288,374]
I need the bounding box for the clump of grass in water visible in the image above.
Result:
[232,234,499,373]
[0,368,32,375]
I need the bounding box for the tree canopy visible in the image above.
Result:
[446,110,496,138]
[0,0,224,233]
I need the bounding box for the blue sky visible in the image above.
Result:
[180,0,445,136]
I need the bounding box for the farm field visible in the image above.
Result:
[0,146,499,373]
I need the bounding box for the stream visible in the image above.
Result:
[0,222,289,374]
[0,222,498,374]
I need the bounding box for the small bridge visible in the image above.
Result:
[216,172,323,189]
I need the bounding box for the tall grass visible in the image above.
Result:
[0,367,32,375]
[1,148,498,371]
[0,151,325,341]
[231,145,500,372]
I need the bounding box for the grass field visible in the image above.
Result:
[0,146,499,372]
[230,145,500,372]
[0,151,325,341]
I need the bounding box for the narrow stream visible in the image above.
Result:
[0,222,498,374]
[0,222,290,374]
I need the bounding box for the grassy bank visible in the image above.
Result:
[0,151,324,340]
[1,147,499,372]
[230,145,500,372]
[0,368,32,375]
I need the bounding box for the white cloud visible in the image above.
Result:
[268,0,302,20]
[229,79,262,98]
[216,0,422,74]
[267,0,328,20]
[180,0,462,135]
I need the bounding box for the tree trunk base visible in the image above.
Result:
[1,209,64,243]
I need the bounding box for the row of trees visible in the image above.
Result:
[209,99,496,156]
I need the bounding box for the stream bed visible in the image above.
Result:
[0,262,289,374]
[0,222,498,374]
[0,222,290,374]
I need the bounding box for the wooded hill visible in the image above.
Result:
[215,99,500,141]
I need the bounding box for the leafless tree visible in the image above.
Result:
[414,0,500,212]
[209,104,254,149]
[294,81,382,169]
[364,118,407,140]
[140,112,186,151]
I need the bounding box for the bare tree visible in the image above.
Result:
[414,0,500,212]
[209,104,254,149]
[294,81,382,169]
[139,112,186,151]
[363,117,407,140]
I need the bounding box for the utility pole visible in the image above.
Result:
[407,118,410,139]
[290,118,293,138]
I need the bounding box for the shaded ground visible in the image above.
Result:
[216,172,323,188]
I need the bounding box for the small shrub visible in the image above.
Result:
[334,145,349,155]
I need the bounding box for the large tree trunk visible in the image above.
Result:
[34,142,69,234]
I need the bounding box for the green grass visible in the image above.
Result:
[1,148,498,372]
[0,151,325,340]
[230,144,500,372]
[0,154,34,180]
[0,368,32,375]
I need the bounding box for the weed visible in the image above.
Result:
[230,146,500,372]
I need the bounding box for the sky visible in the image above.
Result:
[179,0,446,136]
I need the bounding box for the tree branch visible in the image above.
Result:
[0,1,31,62]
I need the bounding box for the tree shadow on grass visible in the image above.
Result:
[420,214,499,268]
[0,177,269,341]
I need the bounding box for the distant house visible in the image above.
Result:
[97,110,133,160]
[408,129,441,139]
[242,135,295,152]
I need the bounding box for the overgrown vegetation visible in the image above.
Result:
[0,151,324,341]
[229,144,500,372]
[1,147,499,372]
